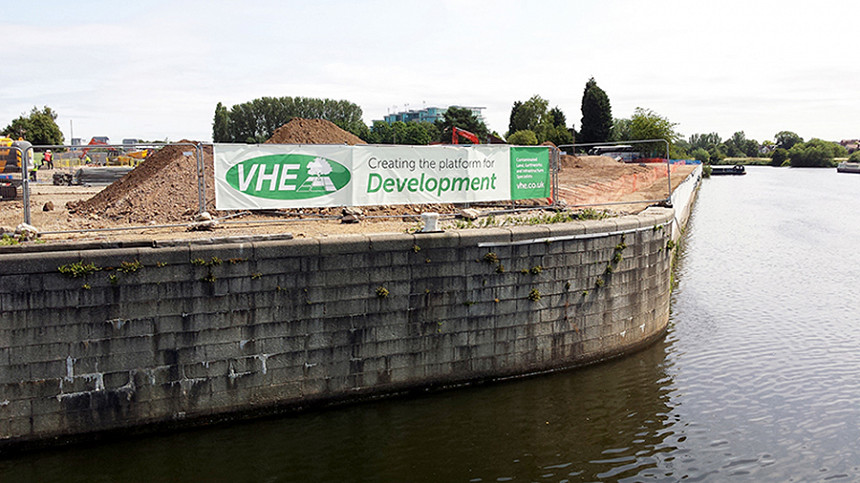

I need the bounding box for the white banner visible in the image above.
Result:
[214,144,549,210]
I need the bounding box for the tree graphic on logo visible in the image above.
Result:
[298,157,337,193]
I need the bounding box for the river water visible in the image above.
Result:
[3,166,860,482]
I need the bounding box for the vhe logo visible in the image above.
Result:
[225,154,351,200]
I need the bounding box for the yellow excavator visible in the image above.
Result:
[0,137,34,200]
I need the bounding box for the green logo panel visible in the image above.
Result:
[225,154,351,200]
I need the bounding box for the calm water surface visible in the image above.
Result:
[3,166,860,482]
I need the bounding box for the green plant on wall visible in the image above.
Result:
[483,252,500,264]
[117,260,142,273]
[58,261,101,278]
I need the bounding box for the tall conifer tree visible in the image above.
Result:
[579,78,613,144]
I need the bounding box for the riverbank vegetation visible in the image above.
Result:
[210,84,854,169]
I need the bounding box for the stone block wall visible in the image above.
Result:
[0,208,677,448]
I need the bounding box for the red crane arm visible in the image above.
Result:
[452,127,479,144]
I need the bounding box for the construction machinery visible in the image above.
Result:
[79,136,117,162]
[451,127,480,144]
[0,137,33,200]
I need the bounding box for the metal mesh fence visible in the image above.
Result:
[4,143,571,238]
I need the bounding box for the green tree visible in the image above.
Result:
[579,77,613,144]
[770,148,789,166]
[610,118,632,143]
[692,147,710,163]
[2,106,65,146]
[689,133,722,150]
[368,121,437,145]
[436,106,488,143]
[548,107,567,128]
[689,132,726,162]
[629,107,680,157]
[544,125,574,146]
[507,95,550,137]
[507,100,524,136]
[506,130,538,145]
[212,102,230,142]
[368,120,393,144]
[723,131,761,157]
[848,151,860,163]
[346,122,371,142]
[788,138,846,167]
[775,131,803,150]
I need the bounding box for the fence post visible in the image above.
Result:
[664,139,673,207]
[196,143,206,215]
[16,145,32,225]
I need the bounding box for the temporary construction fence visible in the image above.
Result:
[3,138,697,239]
[5,142,205,228]
[558,139,675,208]
[5,142,565,237]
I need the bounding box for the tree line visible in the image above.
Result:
[4,90,854,169]
[213,96,367,143]
[678,130,850,167]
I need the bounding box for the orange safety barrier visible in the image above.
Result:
[559,164,679,206]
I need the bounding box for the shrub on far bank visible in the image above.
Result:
[788,138,847,167]
[848,151,860,163]
[770,148,788,167]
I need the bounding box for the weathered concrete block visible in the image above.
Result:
[254,238,320,260]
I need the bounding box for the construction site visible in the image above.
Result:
[0,118,696,243]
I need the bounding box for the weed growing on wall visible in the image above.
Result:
[117,260,142,273]
[58,261,101,278]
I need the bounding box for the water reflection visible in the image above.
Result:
[0,320,678,482]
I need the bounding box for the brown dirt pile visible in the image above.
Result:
[67,120,371,225]
[265,118,366,145]
[68,120,365,224]
[68,142,217,224]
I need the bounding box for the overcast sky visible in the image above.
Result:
[2,0,857,145]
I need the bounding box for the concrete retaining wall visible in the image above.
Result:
[0,206,686,449]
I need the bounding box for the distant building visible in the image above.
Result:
[122,138,138,146]
[840,139,859,153]
[382,105,486,125]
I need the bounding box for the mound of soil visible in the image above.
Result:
[68,142,217,224]
[68,120,367,225]
[266,118,366,145]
